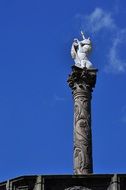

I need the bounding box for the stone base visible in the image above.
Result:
[0,174,126,190]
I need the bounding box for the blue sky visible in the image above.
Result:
[0,0,126,182]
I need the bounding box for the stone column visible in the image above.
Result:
[67,66,98,175]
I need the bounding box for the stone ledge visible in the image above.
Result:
[0,174,126,190]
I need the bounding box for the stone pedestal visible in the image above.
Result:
[67,66,98,175]
[0,174,125,190]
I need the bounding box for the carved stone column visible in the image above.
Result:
[67,66,98,175]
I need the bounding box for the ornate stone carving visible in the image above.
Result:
[65,186,91,190]
[67,66,97,175]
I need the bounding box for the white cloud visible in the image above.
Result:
[105,29,126,73]
[85,8,116,33]
[76,7,126,74]
[75,8,116,34]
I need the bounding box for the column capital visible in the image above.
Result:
[67,66,98,92]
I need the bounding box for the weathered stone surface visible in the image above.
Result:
[68,66,98,175]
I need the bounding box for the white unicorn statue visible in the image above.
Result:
[71,31,93,69]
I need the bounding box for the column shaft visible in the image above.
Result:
[73,85,92,174]
[68,66,97,175]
